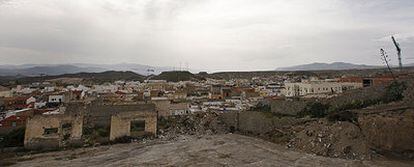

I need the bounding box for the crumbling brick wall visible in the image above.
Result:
[24,113,83,150]
[82,103,156,128]
[152,100,171,117]
[109,111,157,141]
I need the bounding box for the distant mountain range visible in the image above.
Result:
[275,62,414,71]
[0,70,205,85]
[0,63,181,77]
[1,62,413,76]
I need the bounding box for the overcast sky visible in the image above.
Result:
[0,0,413,71]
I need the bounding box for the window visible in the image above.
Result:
[130,120,146,135]
[43,128,58,135]
[11,121,16,127]
[61,123,72,140]
[62,123,72,129]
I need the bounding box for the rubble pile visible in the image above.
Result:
[286,120,372,160]
[158,112,229,140]
[157,105,414,161]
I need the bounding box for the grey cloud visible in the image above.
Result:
[0,0,414,70]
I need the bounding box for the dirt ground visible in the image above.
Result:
[3,134,414,167]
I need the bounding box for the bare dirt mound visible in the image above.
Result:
[358,105,414,159]
[287,120,372,160]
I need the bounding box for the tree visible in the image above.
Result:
[383,81,407,102]
[298,102,330,118]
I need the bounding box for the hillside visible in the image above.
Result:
[276,62,380,71]
[0,65,107,76]
[153,71,202,82]
[59,71,146,83]
[0,71,145,86]
[0,63,177,77]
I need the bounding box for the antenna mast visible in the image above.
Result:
[380,48,395,80]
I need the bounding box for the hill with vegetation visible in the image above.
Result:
[153,71,203,82]
[0,71,145,86]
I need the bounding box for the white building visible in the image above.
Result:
[0,86,11,97]
[283,80,362,97]
[34,102,47,109]
[170,102,190,115]
[13,87,36,94]
[26,96,36,104]
[42,86,55,93]
[92,84,119,93]
[48,94,65,103]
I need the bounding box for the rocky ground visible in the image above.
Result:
[157,112,228,140]
[3,134,414,167]
[283,104,414,161]
[2,95,414,166]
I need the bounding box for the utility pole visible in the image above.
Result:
[380,48,395,80]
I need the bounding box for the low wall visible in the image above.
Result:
[220,111,301,134]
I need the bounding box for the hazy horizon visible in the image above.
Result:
[1,0,414,71]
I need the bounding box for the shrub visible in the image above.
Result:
[383,81,407,103]
[0,127,25,147]
[327,110,358,123]
[328,98,381,113]
[298,102,330,118]
[252,101,271,112]
[96,127,110,137]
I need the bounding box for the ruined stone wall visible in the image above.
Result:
[24,113,83,150]
[109,111,157,140]
[152,100,171,117]
[220,111,301,134]
[82,103,156,127]
[24,103,157,149]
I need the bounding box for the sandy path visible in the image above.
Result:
[6,134,414,167]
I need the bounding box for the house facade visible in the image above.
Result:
[283,81,362,97]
